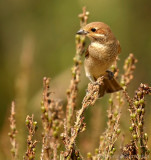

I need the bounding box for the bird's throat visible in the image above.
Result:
[90,42,106,50]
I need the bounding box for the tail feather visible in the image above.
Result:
[98,83,106,97]
[105,78,123,93]
[99,78,123,97]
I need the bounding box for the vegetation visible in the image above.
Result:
[6,8,151,160]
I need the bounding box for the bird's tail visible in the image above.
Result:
[99,78,123,97]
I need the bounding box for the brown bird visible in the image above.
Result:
[77,22,123,97]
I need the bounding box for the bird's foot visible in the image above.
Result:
[106,70,114,80]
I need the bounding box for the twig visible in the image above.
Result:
[41,77,63,160]
[64,77,104,159]
[123,84,151,160]
[65,7,89,134]
[24,115,37,160]
[96,53,137,160]
[8,101,18,160]
[121,54,150,160]
[121,53,138,89]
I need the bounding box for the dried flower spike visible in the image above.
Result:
[8,101,18,160]
[65,6,89,136]
[41,77,63,160]
[123,83,151,160]
[64,77,104,159]
[24,115,37,160]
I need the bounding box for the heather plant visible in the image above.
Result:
[8,8,151,160]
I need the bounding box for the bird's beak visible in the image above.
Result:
[76,29,88,35]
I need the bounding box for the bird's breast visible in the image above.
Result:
[84,41,118,78]
[88,41,118,62]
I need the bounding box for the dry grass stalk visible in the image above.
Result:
[92,53,137,160]
[123,84,151,160]
[121,54,150,160]
[121,53,138,89]
[41,77,63,160]
[8,101,18,160]
[14,35,35,157]
[65,7,89,134]
[63,77,104,159]
[97,94,122,160]
[24,115,37,160]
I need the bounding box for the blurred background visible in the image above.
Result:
[0,0,151,159]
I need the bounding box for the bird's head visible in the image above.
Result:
[76,22,115,43]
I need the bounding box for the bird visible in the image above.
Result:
[76,22,123,97]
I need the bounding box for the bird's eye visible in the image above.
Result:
[91,28,96,32]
